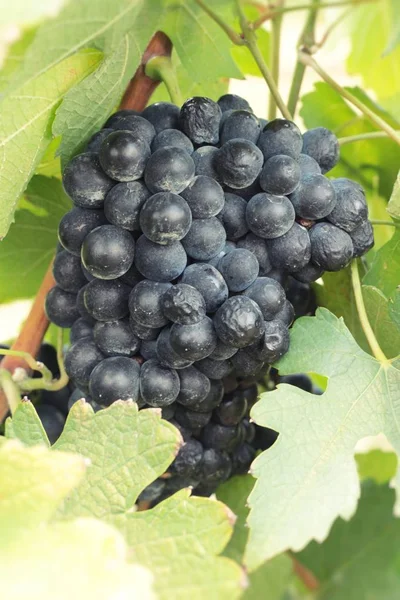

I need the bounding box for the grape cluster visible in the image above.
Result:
[45,94,373,498]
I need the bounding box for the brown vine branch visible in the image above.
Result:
[0,31,172,422]
[292,557,320,591]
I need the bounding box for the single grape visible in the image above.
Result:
[104,181,150,231]
[258,119,302,161]
[214,296,264,348]
[170,317,217,361]
[161,284,206,325]
[129,280,171,328]
[246,193,295,239]
[259,154,301,195]
[181,264,228,313]
[81,225,135,280]
[327,178,368,232]
[289,174,337,220]
[94,319,140,357]
[105,109,140,127]
[142,102,180,132]
[151,128,193,154]
[156,326,194,369]
[62,153,114,209]
[310,222,353,271]
[89,356,140,405]
[169,438,204,476]
[302,127,339,173]
[58,207,108,256]
[177,366,211,407]
[84,279,130,321]
[285,278,315,318]
[140,192,192,244]
[217,248,259,292]
[99,130,150,181]
[274,299,295,326]
[70,317,93,343]
[298,153,321,176]
[231,443,256,475]
[192,146,220,180]
[247,319,290,362]
[267,223,311,272]
[144,146,195,194]
[182,217,226,260]
[65,338,104,389]
[180,175,224,219]
[217,94,252,112]
[140,359,180,407]
[45,286,79,328]
[350,219,374,257]
[243,277,286,320]
[135,235,187,282]
[218,193,248,241]
[237,233,272,276]
[53,250,87,292]
[179,96,222,145]
[220,110,261,144]
[215,139,263,189]
[174,405,212,435]
[108,114,156,145]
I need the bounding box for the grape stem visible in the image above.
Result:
[145,56,183,106]
[251,0,376,29]
[287,0,319,117]
[193,0,246,45]
[339,131,400,145]
[235,0,292,120]
[0,369,21,415]
[269,0,284,120]
[299,52,400,146]
[350,260,388,364]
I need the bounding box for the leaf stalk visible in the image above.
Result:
[145,56,183,106]
[350,260,388,364]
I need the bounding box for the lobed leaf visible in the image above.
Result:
[54,400,182,519]
[245,309,400,568]
[387,170,400,221]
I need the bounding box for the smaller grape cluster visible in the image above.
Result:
[45,93,373,497]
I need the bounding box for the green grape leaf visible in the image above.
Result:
[162,0,242,82]
[0,439,85,533]
[0,28,37,92]
[54,400,182,519]
[356,450,398,484]
[300,82,400,205]
[297,483,400,600]
[364,229,400,297]
[5,400,49,447]
[113,488,246,600]
[0,50,100,239]
[0,176,71,303]
[385,0,400,55]
[0,439,155,600]
[388,170,400,220]
[389,289,400,330]
[315,272,400,359]
[245,309,400,569]
[347,1,400,120]
[35,137,62,178]
[217,475,294,599]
